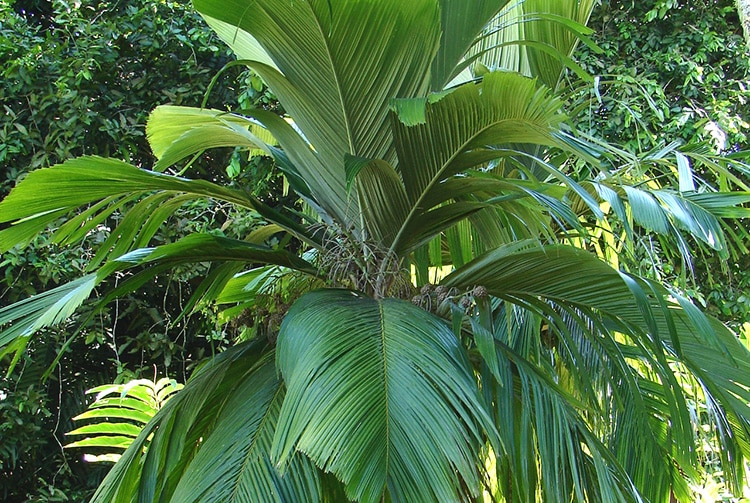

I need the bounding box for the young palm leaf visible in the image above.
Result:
[66,378,183,463]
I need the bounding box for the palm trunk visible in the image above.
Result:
[737,0,750,50]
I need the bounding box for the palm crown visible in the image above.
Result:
[2,1,750,502]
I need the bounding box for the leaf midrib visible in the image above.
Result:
[378,300,391,500]
[390,117,544,254]
[306,0,355,155]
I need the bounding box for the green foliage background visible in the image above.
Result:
[575,0,750,338]
[574,4,750,497]
[576,0,750,152]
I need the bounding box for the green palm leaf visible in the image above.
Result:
[273,289,495,503]
[594,180,750,261]
[0,157,255,221]
[193,0,442,223]
[0,234,316,353]
[114,233,318,275]
[388,71,571,253]
[0,273,98,348]
[430,0,512,89]
[457,0,597,90]
[344,156,409,245]
[444,242,750,479]
[66,378,183,462]
[518,0,597,88]
[146,105,277,172]
[654,189,727,251]
[483,338,642,503]
[485,302,696,502]
[169,355,332,502]
[684,191,750,218]
[0,156,315,254]
[0,156,251,253]
[443,241,708,350]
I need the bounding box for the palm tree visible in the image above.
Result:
[2,0,750,501]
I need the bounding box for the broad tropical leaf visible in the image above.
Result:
[430,0,512,89]
[456,0,598,90]
[0,273,98,348]
[193,0,442,223]
[593,179,750,262]
[444,242,750,484]
[273,289,495,503]
[477,299,693,503]
[0,234,317,352]
[147,105,277,172]
[0,156,317,255]
[388,71,576,253]
[482,336,643,503]
[0,156,250,253]
[115,233,318,275]
[169,355,331,502]
[345,156,409,245]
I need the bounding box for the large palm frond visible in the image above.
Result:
[192,0,442,223]
[273,289,495,502]
[0,156,315,256]
[344,70,583,255]
[448,0,598,90]
[0,233,316,360]
[444,241,750,496]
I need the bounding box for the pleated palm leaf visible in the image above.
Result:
[1,1,750,502]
